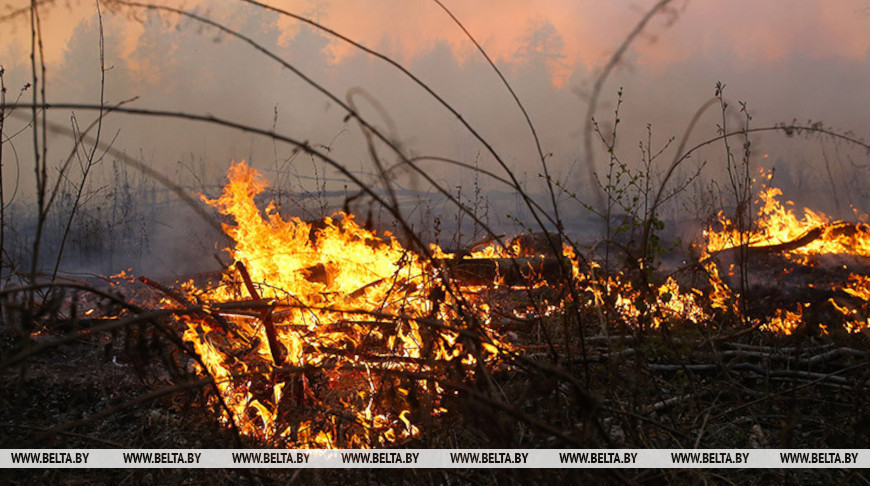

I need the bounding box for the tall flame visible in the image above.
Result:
[173,162,509,447]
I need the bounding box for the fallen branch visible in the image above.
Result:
[435,256,565,286]
[642,392,710,414]
[805,347,866,366]
[701,221,870,265]
[570,348,639,364]
[235,262,284,366]
[138,275,190,306]
[138,275,241,340]
[647,361,870,387]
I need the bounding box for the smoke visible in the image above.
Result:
[0,0,868,277]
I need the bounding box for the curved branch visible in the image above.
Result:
[431,0,563,232]
[583,0,675,211]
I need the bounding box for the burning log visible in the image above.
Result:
[137,275,238,337]
[292,255,568,289]
[705,221,870,263]
[138,275,190,306]
[435,256,567,287]
[235,261,284,366]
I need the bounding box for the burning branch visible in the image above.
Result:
[703,220,870,264]
[234,261,284,366]
[138,275,244,341]
[138,275,190,306]
[436,256,565,287]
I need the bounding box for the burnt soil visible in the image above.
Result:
[1,265,869,485]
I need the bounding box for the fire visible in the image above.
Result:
[760,307,805,335]
[577,173,870,337]
[583,271,709,331]
[152,162,870,445]
[168,162,508,447]
[830,274,870,335]
[701,173,870,335]
[704,185,870,262]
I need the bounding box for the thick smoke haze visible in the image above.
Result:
[1,0,868,277]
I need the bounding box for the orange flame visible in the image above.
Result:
[702,173,870,335]
[705,186,870,261]
[170,162,511,447]
[164,162,870,445]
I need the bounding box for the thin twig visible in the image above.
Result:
[50,0,108,282]
[583,0,675,211]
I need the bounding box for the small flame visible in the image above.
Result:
[701,172,870,335]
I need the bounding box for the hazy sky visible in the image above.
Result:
[7,1,870,76]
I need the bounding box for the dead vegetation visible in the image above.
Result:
[3,1,870,485]
[3,191,870,486]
